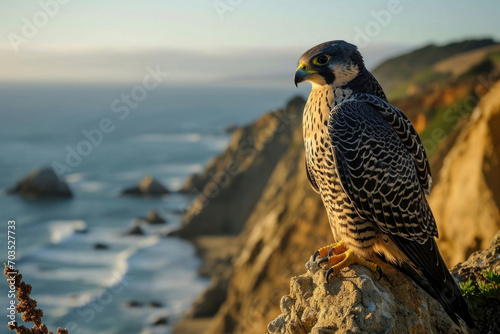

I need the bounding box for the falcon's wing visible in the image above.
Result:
[355,94,432,195]
[329,99,474,327]
[329,99,437,242]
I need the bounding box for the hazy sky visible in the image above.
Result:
[0,0,498,85]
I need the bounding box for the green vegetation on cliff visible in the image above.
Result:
[372,38,496,95]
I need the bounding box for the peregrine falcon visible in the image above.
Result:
[294,40,474,327]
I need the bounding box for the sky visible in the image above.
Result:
[0,0,498,85]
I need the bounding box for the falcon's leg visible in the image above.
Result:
[312,239,347,261]
[317,248,382,282]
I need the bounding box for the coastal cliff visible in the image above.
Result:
[174,42,500,333]
[176,96,306,238]
[429,81,500,265]
[174,95,332,333]
[174,83,500,333]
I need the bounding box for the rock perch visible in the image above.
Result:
[267,259,470,334]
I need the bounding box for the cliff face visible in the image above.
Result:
[205,105,331,334]
[176,96,306,238]
[430,80,500,266]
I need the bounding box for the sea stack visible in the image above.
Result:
[8,167,73,198]
[122,175,169,197]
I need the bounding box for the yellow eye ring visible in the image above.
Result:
[312,55,330,66]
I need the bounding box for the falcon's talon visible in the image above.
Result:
[313,240,347,261]
[317,256,329,268]
[327,248,335,257]
[326,267,334,284]
[318,248,381,282]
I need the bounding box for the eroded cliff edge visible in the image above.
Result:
[429,80,500,265]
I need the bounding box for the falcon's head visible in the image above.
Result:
[294,40,365,88]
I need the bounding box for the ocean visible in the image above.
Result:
[0,83,306,334]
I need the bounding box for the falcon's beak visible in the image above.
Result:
[294,63,317,87]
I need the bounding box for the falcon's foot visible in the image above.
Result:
[311,240,381,282]
[312,239,347,261]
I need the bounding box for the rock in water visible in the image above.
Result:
[144,210,166,224]
[9,167,73,198]
[148,301,163,308]
[151,315,169,326]
[125,300,143,308]
[122,175,169,196]
[126,225,144,236]
[93,243,109,250]
[267,261,470,334]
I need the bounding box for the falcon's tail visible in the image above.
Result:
[390,235,475,328]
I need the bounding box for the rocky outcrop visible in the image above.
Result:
[176,96,306,239]
[8,167,73,198]
[452,230,500,334]
[267,263,468,334]
[122,175,169,196]
[452,231,500,282]
[185,271,231,318]
[268,230,500,334]
[174,236,238,332]
[430,80,500,266]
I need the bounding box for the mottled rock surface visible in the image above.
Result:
[452,230,500,334]
[267,262,469,334]
[267,230,500,334]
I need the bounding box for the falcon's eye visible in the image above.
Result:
[313,55,330,66]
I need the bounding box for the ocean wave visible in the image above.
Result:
[119,170,146,181]
[35,291,98,309]
[64,172,86,183]
[76,181,106,192]
[153,163,203,174]
[200,135,230,151]
[31,249,116,266]
[23,233,163,291]
[105,235,161,288]
[50,220,87,243]
[134,133,201,143]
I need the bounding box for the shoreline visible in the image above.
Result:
[173,236,239,333]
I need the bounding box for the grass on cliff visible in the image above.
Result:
[460,270,500,314]
[418,96,477,158]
